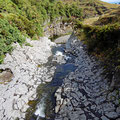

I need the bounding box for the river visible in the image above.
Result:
[28,34,120,120]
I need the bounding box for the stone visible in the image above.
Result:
[0,37,56,119]
[105,111,118,119]
[54,36,120,120]
[64,117,69,120]
[55,105,61,113]
[79,114,86,120]
[101,116,109,120]
[0,69,13,84]
[116,106,120,114]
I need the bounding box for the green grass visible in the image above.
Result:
[0,0,119,64]
[94,7,120,25]
[62,0,120,18]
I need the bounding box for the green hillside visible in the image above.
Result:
[62,0,119,18]
[0,0,83,63]
[0,0,120,72]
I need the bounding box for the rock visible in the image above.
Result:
[79,114,86,120]
[55,35,71,44]
[0,69,13,84]
[55,105,61,113]
[105,111,118,119]
[54,35,120,120]
[0,37,56,120]
[116,118,120,120]
[64,117,69,120]
[101,116,109,120]
[116,106,120,114]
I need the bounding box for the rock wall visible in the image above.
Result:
[0,37,55,120]
[44,19,73,37]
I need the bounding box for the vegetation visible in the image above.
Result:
[0,0,119,65]
[95,7,120,25]
[0,0,83,63]
[74,6,120,84]
[0,17,25,63]
[62,0,119,18]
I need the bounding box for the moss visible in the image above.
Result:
[25,42,33,47]
[37,64,42,68]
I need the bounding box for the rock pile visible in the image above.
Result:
[55,35,120,120]
[0,37,55,120]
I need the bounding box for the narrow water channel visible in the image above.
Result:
[26,34,120,120]
[28,34,77,120]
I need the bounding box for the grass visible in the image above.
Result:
[94,7,120,25]
[74,6,120,86]
[62,0,120,18]
[0,0,83,64]
[83,17,99,25]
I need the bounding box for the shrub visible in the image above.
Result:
[82,23,120,52]
[0,18,25,63]
[0,0,83,63]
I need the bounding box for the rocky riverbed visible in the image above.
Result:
[0,37,56,120]
[55,34,120,120]
[0,34,120,120]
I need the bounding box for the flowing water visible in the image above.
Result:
[28,34,120,120]
[28,35,77,120]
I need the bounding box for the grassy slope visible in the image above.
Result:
[95,7,120,25]
[62,0,119,18]
[74,2,120,85]
[0,0,119,64]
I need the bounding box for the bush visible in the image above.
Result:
[82,23,120,52]
[0,0,83,63]
[75,21,120,77]
[0,18,25,63]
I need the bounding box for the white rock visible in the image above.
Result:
[0,37,55,119]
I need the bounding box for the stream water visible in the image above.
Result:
[28,34,120,120]
[29,35,77,120]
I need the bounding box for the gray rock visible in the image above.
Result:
[54,35,120,120]
[101,116,109,120]
[55,35,71,44]
[105,111,118,119]
[0,37,56,120]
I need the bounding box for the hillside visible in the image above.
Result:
[74,4,120,87]
[95,6,120,25]
[0,0,83,63]
[62,0,120,18]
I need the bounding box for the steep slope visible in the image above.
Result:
[95,7,120,25]
[62,0,120,18]
[74,5,120,88]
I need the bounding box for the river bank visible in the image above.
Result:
[55,34,120,120]
[0,37,56,120]
[0,34,120,120]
